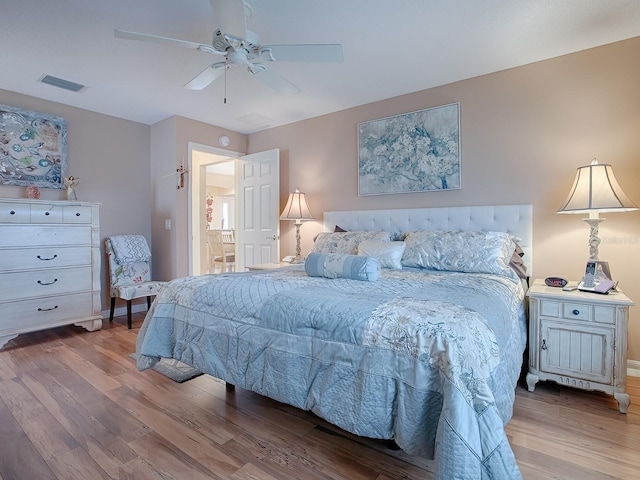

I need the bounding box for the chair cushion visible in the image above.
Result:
[115,281,166,300]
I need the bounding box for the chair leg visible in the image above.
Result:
[109,297,116,322]
[127,300,132,329]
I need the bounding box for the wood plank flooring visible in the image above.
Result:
[1,312,639,479]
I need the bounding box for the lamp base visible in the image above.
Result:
[583,216,603,261]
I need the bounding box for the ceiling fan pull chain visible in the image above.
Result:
[224,64,228,104]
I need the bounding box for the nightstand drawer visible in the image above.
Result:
[593,306,616,325]
[562,302,591,321]
[540,300,592,321]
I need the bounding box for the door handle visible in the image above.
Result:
[266,234,280,240]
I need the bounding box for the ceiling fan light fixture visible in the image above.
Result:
[116,0,342,95]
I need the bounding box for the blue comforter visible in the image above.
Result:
[136,266,526,479]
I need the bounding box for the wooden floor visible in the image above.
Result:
[1,313,639,480]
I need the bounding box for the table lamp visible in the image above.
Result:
[280,188,315,263]
[557,158,637,278]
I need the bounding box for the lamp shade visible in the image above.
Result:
[280,189,315,221]
[557,158,638,214]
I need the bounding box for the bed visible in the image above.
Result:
[136,204,532,480]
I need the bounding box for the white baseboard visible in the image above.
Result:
[628,360,640,378]
[100,302,149,322]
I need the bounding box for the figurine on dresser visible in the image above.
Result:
[64,175,80,201]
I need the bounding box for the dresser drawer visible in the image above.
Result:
[0,202,31,223]
[0,246,92,271]
[0,225,91,247]
[30,204,64,223]
[0,266,92,302]
[63,205,93,224]
[0,292,94,331]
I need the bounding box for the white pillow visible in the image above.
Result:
[312,231,392,255]
[401,230,517,277]
[358,240,405,270]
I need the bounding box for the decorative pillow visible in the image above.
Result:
[312,231,392,255]
[358,240,406,270]
[305,252,380,281]
[508,244,527,279]
[401,230,517,276]
[334,225,347,232]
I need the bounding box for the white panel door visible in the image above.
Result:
[236,149,280,270]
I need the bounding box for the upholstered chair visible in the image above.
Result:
[105,234,165,329]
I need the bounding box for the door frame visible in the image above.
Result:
[188,141,242,276]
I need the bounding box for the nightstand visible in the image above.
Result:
[526,279,634,412]
[246,262,296,271]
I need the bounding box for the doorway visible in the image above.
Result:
[188,143,281,275]
[189,142,240,276]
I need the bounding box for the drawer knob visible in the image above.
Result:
[9,210,15,215]
[37,305,58,312]
[572,309,580,315]
[45,211,50,216]
[37,254,58,261]
[75,212,81,217]
[37,278,58,286]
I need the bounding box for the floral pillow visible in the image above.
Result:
[401,230,517,277]
[312,231,392,255]
[357,240,406,270]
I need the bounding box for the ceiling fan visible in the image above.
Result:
[115,0,343,95]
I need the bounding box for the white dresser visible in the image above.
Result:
[0,198,102,348]
[526,279,634,413]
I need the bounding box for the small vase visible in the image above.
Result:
[25,185,40,199]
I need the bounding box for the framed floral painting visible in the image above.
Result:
[357,102,460,196]
[0,104,67,189]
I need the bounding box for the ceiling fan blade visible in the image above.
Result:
[251,66,301,95]
[210,0,246,40]
[114,29,213,53]
[262,44,344,63]
[184,62,226,90]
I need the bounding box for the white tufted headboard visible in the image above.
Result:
[323,204,533,275]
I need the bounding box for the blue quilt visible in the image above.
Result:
[136,266,526,479]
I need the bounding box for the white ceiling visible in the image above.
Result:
[3,1,640,134]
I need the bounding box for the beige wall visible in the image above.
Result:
[0,89,151,315]
[150,115,246,279]
[248,37,640,361]
[2,37,639,362]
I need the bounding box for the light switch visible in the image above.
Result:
[164,219,172,230]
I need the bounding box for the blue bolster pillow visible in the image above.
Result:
[305,252,380,282]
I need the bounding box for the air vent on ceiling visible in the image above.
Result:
[39,74,85,92]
